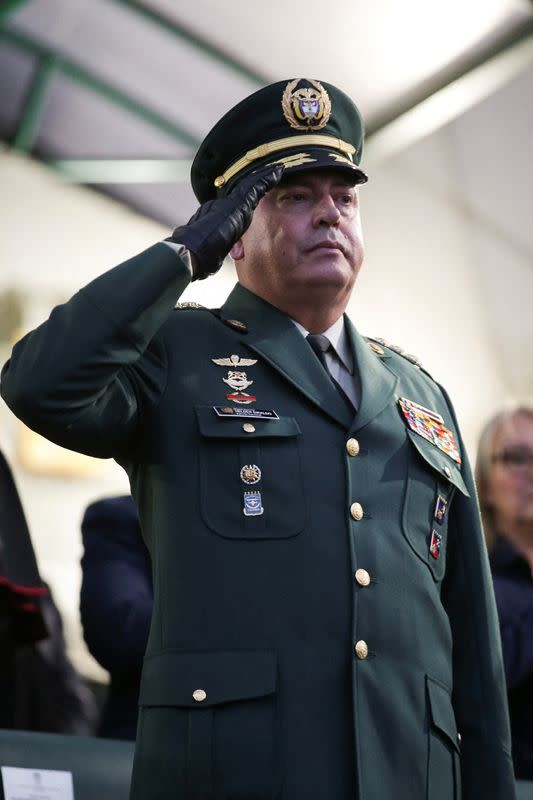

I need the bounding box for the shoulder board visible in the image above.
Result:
[366,335,424,368]
[173,305,246,331]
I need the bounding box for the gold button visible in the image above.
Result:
[354,640,369,660]
[243,423,255,433]
[443,465,451,478]
[350,502,364,521]
[355,568,371,587]
[346,438,360,457]
[192,689,207,703]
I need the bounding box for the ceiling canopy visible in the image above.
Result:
[1,0,532,224]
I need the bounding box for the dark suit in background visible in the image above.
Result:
[490,536,533,779]
[81,495,151,740]
[0,446,96,733]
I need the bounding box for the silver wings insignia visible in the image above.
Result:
[211,354,258,367]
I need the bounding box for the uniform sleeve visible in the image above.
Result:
[440,388,516,799]
[0,243,191,459]
[80,497,152,674]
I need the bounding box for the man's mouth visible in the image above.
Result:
[308,240,344,254]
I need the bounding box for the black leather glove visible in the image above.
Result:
[168,164,284,280]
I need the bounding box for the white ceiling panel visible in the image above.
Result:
[142,0,533,119]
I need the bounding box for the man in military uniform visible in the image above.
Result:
[1,79,516,799]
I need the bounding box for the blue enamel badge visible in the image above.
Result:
[243,491,264,516]
[434,495,448,525]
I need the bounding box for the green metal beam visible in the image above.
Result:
[13,53,60,152]
[48,157,192,183]
[0,27,201,149]
[111,0,268,86]
[0,0,32,23]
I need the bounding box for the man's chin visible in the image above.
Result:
[298,264,356,293]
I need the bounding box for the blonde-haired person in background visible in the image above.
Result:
[476,406,533,781]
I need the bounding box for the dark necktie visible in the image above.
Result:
[306,333,355,413]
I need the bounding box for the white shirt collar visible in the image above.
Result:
[291,315,354,375]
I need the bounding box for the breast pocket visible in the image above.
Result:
[196,406,305,540]
[402,429,470,581]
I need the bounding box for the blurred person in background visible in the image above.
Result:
[0,444,96,734]
[476,406,533,780]
[80,494,151,740]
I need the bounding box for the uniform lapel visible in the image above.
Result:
[221,284,353,428]
[344,316,399,431]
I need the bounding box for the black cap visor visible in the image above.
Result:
[220,146,368,196]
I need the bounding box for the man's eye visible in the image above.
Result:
[278,189,308,201]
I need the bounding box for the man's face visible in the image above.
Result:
[232,168,365,313]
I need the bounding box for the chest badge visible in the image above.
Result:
[240,464,262,485]
[430,530,442,560]
[434,495,448,525]
[223,370,253,392]
[212,355,257,367]
[212,355,258,404]
[243,490,264,516]
[398,397,462,464]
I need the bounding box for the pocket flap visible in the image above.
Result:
[139,650,277,708]
[196,406,300,439]
[426,676,460,752]
[408,430,469,497]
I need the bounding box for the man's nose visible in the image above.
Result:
[313,195,341,227]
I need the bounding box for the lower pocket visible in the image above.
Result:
[134,650,279,800]
[426,676,461,800]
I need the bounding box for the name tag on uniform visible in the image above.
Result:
[213,406,279,420]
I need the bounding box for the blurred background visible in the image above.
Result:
[0,0,532,685]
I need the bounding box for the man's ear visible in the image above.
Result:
[230,238,244,261]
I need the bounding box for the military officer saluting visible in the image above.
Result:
[1,79,516,799]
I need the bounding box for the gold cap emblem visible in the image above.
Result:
[281,79,332,131]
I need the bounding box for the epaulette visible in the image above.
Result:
[173,304,248,333]
[366,336,423,368]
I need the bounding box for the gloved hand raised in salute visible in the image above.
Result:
[168,164,284,280]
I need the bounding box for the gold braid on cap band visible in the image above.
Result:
[213,135,357,188]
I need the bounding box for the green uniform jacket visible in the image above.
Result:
[1,244,515,800]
